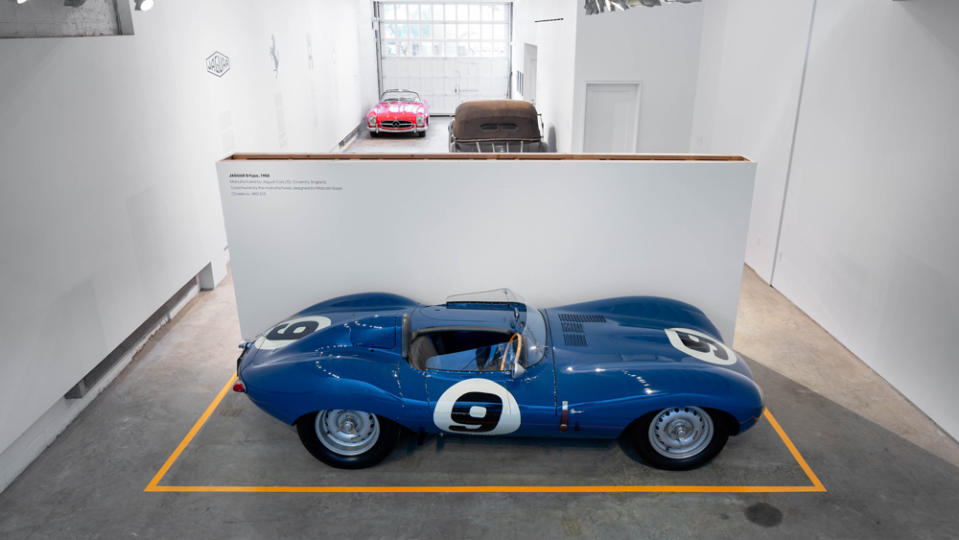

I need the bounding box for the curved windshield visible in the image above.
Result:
[521,307,547,367]
[381,90,420,103]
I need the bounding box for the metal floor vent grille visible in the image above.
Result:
[558,313,607,323]
[563,333,588,347]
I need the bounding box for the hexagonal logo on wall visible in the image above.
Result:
[206,52,231,78]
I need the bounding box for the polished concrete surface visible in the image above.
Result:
[2,132,959,538]
[2,270,958,539]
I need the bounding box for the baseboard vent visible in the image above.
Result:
[333,122,364,152]
[64,276,199,400]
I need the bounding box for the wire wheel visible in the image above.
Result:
[315,409,380,456]
[647,406,714,460]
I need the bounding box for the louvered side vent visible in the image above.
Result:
[563,333,588,347]
[561,321,584,333]
[558,313,607,323]
[559,313,604,347]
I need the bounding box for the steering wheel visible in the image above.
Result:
[500,333,523,371]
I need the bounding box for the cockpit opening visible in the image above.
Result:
[409,328,524,372]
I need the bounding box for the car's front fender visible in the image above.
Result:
[247,377,406,427]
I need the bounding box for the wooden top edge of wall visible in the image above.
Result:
[223,153,751,162]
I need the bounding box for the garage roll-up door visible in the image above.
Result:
[375,2,512,115]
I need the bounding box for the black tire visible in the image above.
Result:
[627,406,729,470]
[416,130,426,137]
[296,410,399,469]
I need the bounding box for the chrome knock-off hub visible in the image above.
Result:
[648,406,714,460]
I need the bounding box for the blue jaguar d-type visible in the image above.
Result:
[234,289,763,470]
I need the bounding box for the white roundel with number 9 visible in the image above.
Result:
[433,379,522,435]
[664,327,737,366]
[254,315,332,351]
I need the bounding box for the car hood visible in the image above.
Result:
[543,305,758,410]
[370,102,424,116]
[546,308,680,367]
[543,299,753,379]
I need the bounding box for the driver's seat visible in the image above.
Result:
[408,334,438,371]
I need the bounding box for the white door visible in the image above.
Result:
[523,43,537,104]
[376,2,512,115]
[583,82,641,153]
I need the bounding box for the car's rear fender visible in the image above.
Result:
[297,292,420,317]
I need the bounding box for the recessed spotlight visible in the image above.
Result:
[17,0,29,5]
[134,0,154,11]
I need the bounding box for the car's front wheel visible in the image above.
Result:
[628,406,729,470]
[296,409,399,469]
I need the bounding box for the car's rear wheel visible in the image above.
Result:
[629,406,729,470]
[296,409,399,469]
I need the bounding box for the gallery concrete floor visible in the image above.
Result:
[2,269,958,539]
[2,133,959,538]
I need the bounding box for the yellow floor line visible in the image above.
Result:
[145,376,826,494]
[763,408,826,491]
[144,375,237,491]
[146,484,826,493]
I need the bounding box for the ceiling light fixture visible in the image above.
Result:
[134,0,154,11]
[17,0,29,5]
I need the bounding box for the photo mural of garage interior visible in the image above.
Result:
[374,1,513,114]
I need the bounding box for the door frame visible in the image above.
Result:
[372,1,514,116]
[581,80,642,153]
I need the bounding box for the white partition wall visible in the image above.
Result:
[572,3,704,154]
[691,0,959,440]
[689,0,816,282]
[511,1,703,154]
[217,155,755,343]
[771,1,959,440]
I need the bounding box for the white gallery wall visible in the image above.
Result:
[0,0,377,479]
[572,3,703,153]
[218,157,756,343]
[774,0,959,439]
[692,0,959,439]
[690,0,816,282]
[513,2,702,154]
[511,0,579,152]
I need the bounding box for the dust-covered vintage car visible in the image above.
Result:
[233,289,763,470]
[448,100,548,152]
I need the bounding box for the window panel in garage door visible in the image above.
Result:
[376,2,512,114]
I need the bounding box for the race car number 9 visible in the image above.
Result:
[254,315,332,351]
[433,379,521,435]
[664,327,737,366]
